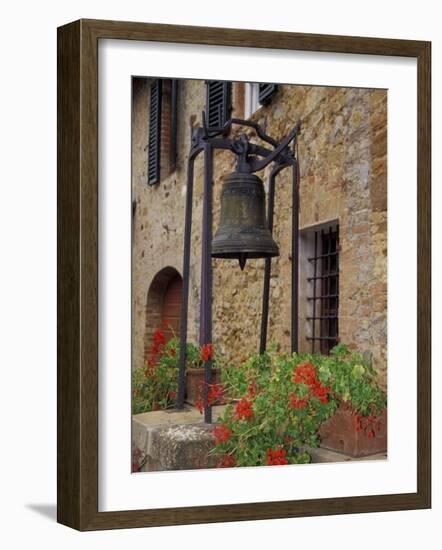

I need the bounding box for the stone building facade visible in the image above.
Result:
[132,78,387,387]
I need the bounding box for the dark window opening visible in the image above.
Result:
[307,225,339,354]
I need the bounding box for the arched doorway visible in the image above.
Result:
[144,267,182,362]
[161,274,182,342]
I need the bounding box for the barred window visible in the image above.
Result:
[307,225,340,354]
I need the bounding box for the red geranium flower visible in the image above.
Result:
[235,397,254,420]
[213,424,232,445]
[354,413,380,438]
[293,361,317,386]
[217,454,236,468]
[291,362,330,405]
[288,393,309,410]
[195,398,204,414]
[248,382,257,398]
[208,383,225,405]
[200,343,214,362]
[153,328,166,346]
[266,447,288,466]
[311,381,331,404]
[150,344,159,356]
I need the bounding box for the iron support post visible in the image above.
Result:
[259,166,278,354]
[291,160,299,353]
[176,152,199,408]
[200,144,214,423]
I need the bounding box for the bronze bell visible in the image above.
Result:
[212,171,279,270]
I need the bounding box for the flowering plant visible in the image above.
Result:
[212,349,334,467]
[132,327,221,414]
[132,327,202,414]
[316,344,386,416]
[212,344,386,467]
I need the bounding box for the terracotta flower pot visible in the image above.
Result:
[318,403,387,457]
[185,368,221,405]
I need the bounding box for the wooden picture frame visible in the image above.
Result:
[57,18,431,530]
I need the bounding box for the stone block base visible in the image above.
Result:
[132,406,224,471]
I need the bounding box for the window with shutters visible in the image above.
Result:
[206,81,232,129]
[244,83,260,118]
[147,79,179,186]
[258,83,278,105]
[244,82,279,118]
[147,79,162,185]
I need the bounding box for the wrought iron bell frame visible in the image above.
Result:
[176,112,302,423]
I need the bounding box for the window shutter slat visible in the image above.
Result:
[206,80,231,129]
[148,79,162,185]
[258,83,278,105]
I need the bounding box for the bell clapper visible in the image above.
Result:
[239,253,247,271]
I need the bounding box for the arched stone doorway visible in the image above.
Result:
[161,274,182,342]
[144,266,182,362]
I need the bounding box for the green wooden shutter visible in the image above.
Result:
[206,80,231,129]
[147,79,162,185]
[258,83,278,105]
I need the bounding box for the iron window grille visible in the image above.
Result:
[307,225,340,354]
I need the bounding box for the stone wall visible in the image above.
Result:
[132,79,387,388]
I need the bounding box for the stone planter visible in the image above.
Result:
[318,404,387,457]
[185,368,221,405]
